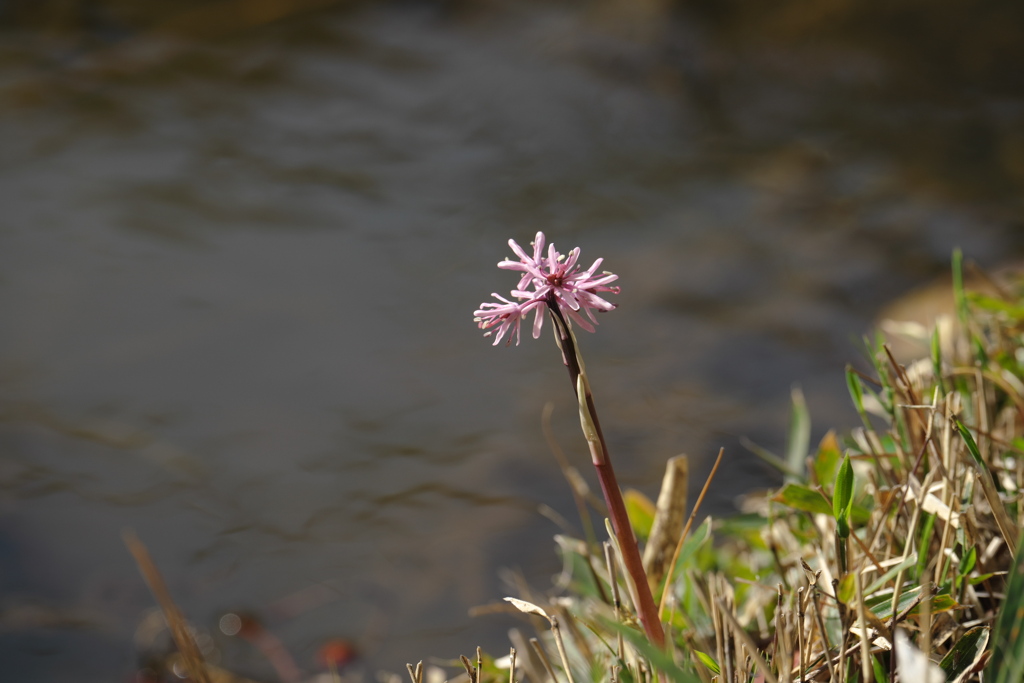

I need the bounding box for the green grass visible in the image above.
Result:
[427,255,1024,683]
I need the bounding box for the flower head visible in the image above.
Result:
[474,232,620,345]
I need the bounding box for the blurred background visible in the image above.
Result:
[1,0,1023,680]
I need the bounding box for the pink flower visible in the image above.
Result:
[474,232,620,345]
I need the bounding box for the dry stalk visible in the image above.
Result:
[550,616,576,683]
[796,587,806,683]
[853,569,873,683]
[810,587,837,682]
[124,530,211,683]
[529,637,559,683]
[643,455,689,589]
[658,447,724,617]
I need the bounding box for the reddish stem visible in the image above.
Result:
[545,297,666,650]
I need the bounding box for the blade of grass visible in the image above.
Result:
[786,386,811,481]
[987,530,1024,683]
[955,418,1018,554]
[939,626,989,683]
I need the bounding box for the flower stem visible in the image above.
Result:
[545,295,666,650]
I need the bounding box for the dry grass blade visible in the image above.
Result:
[124,529,211,683]
[659,448,724,617]
[460,654,476,682]
[643,455,689,588]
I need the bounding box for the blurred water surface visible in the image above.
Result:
[1,0,1023,680]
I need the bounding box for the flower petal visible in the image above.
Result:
[565,306,596,333]
[507,238,532,264]
[577,257,604,280]
[531,305,545,338]
[531,232,545,263]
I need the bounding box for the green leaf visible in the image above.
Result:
[930,326,946,395]
[693,651,720,675]
[786,386,810,480]
[928,593,957,614]
[988,530,1024,683]
[836,573,855,604]
[624,489,656,541]
[836,517,850,539]
[553,536,603,601]
[969,572,996,585]
[671,517,711,574]
[846,365,870,429]
[954,419,985,467]
[968,293,1024,320]
[863,586,955,620]
[812,431,842,487]
[833,454,854,538]
[959,546,978,579]
[660,518,713,606]
[940,626,989,683]
[871,654,889,683]
[772,483,833,516]
[743,438,802,479]
[917,513,937,577]
[834,557,923,606]
[863,554,918,597]
[714,514,769,550]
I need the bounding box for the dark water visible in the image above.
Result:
[1,1,1023,680]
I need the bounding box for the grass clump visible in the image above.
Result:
[440,251,1024,683]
